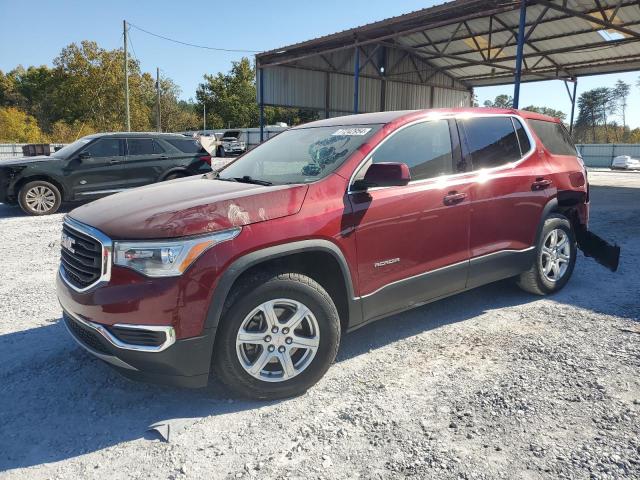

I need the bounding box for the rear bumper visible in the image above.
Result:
[62,310,214,388]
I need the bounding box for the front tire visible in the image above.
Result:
[213,272,340,400]
[18,180,62,216]
[517,214,577,295]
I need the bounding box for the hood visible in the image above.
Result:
[0,155,59,166]
[69,176,309,239]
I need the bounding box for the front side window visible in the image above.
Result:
[527,119,577,156]
[219,125,381,185]
[367,120,454,181]
[462,117,521,169]
[84,138,121,158]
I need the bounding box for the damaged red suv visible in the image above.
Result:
[56,108,616,399]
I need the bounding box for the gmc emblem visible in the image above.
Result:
[61,233,76,253]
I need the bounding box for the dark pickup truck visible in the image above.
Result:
[0,132,212,215]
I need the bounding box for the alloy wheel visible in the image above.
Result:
[25,185,56,213]
[540,228,572,282]
[236,298,320,382]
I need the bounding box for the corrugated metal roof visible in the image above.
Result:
[257,0,640,88]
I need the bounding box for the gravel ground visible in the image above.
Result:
[0,171,638,479]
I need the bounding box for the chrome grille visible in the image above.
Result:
[60,219,110,290]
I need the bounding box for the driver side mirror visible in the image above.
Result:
[78,151,91,161]
[352,162,411,190]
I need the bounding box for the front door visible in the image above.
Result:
[347,119,471,322]
[67,137,126,199]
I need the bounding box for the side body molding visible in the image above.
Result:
[203,240,362,332]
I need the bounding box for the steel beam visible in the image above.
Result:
[259,67,264,142]
[513,0,527,109]
[353,46,360,114]
[536,0,640,39]
[569,78,578,135]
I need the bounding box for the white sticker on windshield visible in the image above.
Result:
[332,128,372,136]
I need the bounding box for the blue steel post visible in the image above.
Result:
[569,78,578,135]
[259,67,264,143]
[353,47,360,114]
[513,0,527,109]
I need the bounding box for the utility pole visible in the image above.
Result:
[203,103,206,132]
[123,20,131,131]
[156,67,161,132]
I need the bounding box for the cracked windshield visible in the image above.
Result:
[218,125,381,185]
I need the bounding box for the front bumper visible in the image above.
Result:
[62,310,214,388]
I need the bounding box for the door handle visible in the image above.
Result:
[159,155,168,159]
[531,178,552,190]
[110,159,121,164]
[443,191,467,206]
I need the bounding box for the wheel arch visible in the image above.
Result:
[159,167,190,182]
[203,240,361,337]
[15,175,67,201]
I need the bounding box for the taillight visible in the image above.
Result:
[199,155,212,165]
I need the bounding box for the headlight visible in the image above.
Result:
[113,228,240,277]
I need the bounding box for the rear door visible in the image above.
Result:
[458,115,554,288]
[348,119,472,321]
[123,137,168,187]
[68,137,126,199]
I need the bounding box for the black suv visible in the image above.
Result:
[0,132,212,215]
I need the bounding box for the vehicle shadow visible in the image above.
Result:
[3,268,635,473]
[1,183,638,471]
[0,202,78,218]
[0,280,528,472]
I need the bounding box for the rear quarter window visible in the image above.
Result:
[165,138,207,154]
[527,119,577,156]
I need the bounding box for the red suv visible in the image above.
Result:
[56,108,593,399]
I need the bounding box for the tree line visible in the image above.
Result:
[1,39,639,144]
[481,77,640,144]
[0,41,311,143]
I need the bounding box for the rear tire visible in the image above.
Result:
[213,272,340,400]
[517,214,577,295]
[18,180,62,216]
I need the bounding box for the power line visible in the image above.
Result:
[127,27,139,63]
[127,21,260,53]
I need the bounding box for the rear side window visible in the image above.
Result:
[371,120,453,181]
[527,119,577,156]
[127,138,155,156]
[165,138,206,154]
[84,138,122,157]
[462,117,521,169]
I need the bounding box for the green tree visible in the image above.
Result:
[196,57,318,129]
[0,106,47,142]
[522,105,566,121]
[613,80,630,139]
[52,40,153,132]
[156,77,200,132]
[197,58,259,129]
[483,94,513,108]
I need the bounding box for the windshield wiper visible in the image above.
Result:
[233,176,273,186]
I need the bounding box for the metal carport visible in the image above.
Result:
[255,0,640,139]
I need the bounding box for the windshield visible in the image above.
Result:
[218,125,381,185]
[52,137,91,158]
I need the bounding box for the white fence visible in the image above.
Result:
[576,144,640,168]
[0,144,66,159]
